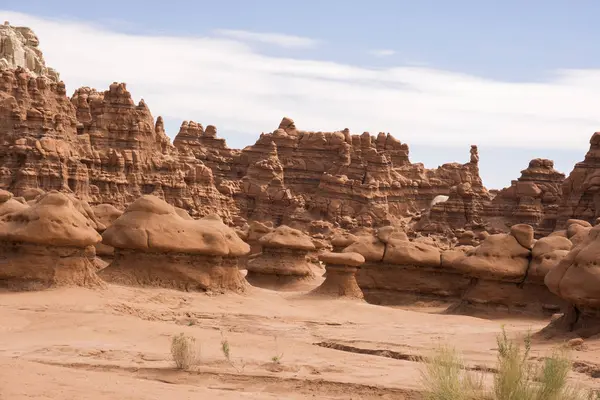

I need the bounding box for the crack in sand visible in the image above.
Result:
[314,341,498,374]
[28,359,422,399]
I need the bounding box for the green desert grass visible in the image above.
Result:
[421,327,599,400]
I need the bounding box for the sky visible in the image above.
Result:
[2,0,600,188]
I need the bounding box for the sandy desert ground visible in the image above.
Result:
[1,279,600,400]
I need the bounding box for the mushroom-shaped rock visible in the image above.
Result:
[258,225,315,251]
[311,252,365,299]
[246,225,317,290]
[0,191,103,290]
[448,233,530,281]
[528,236,572,283]
[99,195,249,293]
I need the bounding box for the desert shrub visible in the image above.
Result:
[421,327,593,400]
[420,345,482,400]
[171,332,201,370]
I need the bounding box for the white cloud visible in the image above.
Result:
[212,29,319,48]
[2,10,600,154]
[369,49,396,57]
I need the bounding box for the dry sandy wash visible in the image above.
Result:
[1,284,600,399]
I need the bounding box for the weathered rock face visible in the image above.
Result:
[0,22,59,80]
[0,24,494,232]
[411,145,492,234]
[99,195,249,293]
[246,225,317,290]
[557,132,600,229]
[485,159,565,237]
[9,24,600,237]
[543,224,600,337]
[345,224,565,315]
[0,191,103,289]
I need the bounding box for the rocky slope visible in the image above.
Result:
[2,22,600,236]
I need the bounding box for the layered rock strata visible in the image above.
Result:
[246,225,317,290]
[0,191,103,289]
[485,159,565,237]
[99,195,249,293]
[557,132,600,228]
[311,251,365,299]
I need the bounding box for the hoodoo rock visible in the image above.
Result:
[543,225,600,337]
[557,132,600,228]
[99,195,249,293]
[246,225,317,290]
[0,191,103,289]
[311,252,365,299]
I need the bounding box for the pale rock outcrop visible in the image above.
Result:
[0,22,59,80]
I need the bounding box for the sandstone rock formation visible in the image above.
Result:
[557,132,600,228]
[343,224,565,314]
[543,224,600,337]
[486,159,565,236]
[0,191,103,289]
[246,225,317,290]
[311,251,365,299]
[6,23,600,244]
[91,203,123,260]
[99,195,249,293]
[0,22,59,80]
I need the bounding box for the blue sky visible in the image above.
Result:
[3,1,600,188]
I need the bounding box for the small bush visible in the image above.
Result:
[420,345,482,400]
[171,332,201,370]
[421,327,594,400]
[220,331,245,372]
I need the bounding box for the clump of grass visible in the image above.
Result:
[271,336,284,364]
[420,344,482,400]
[220,330,245,373]
[170,332,201,370]
[421,327,594,400]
